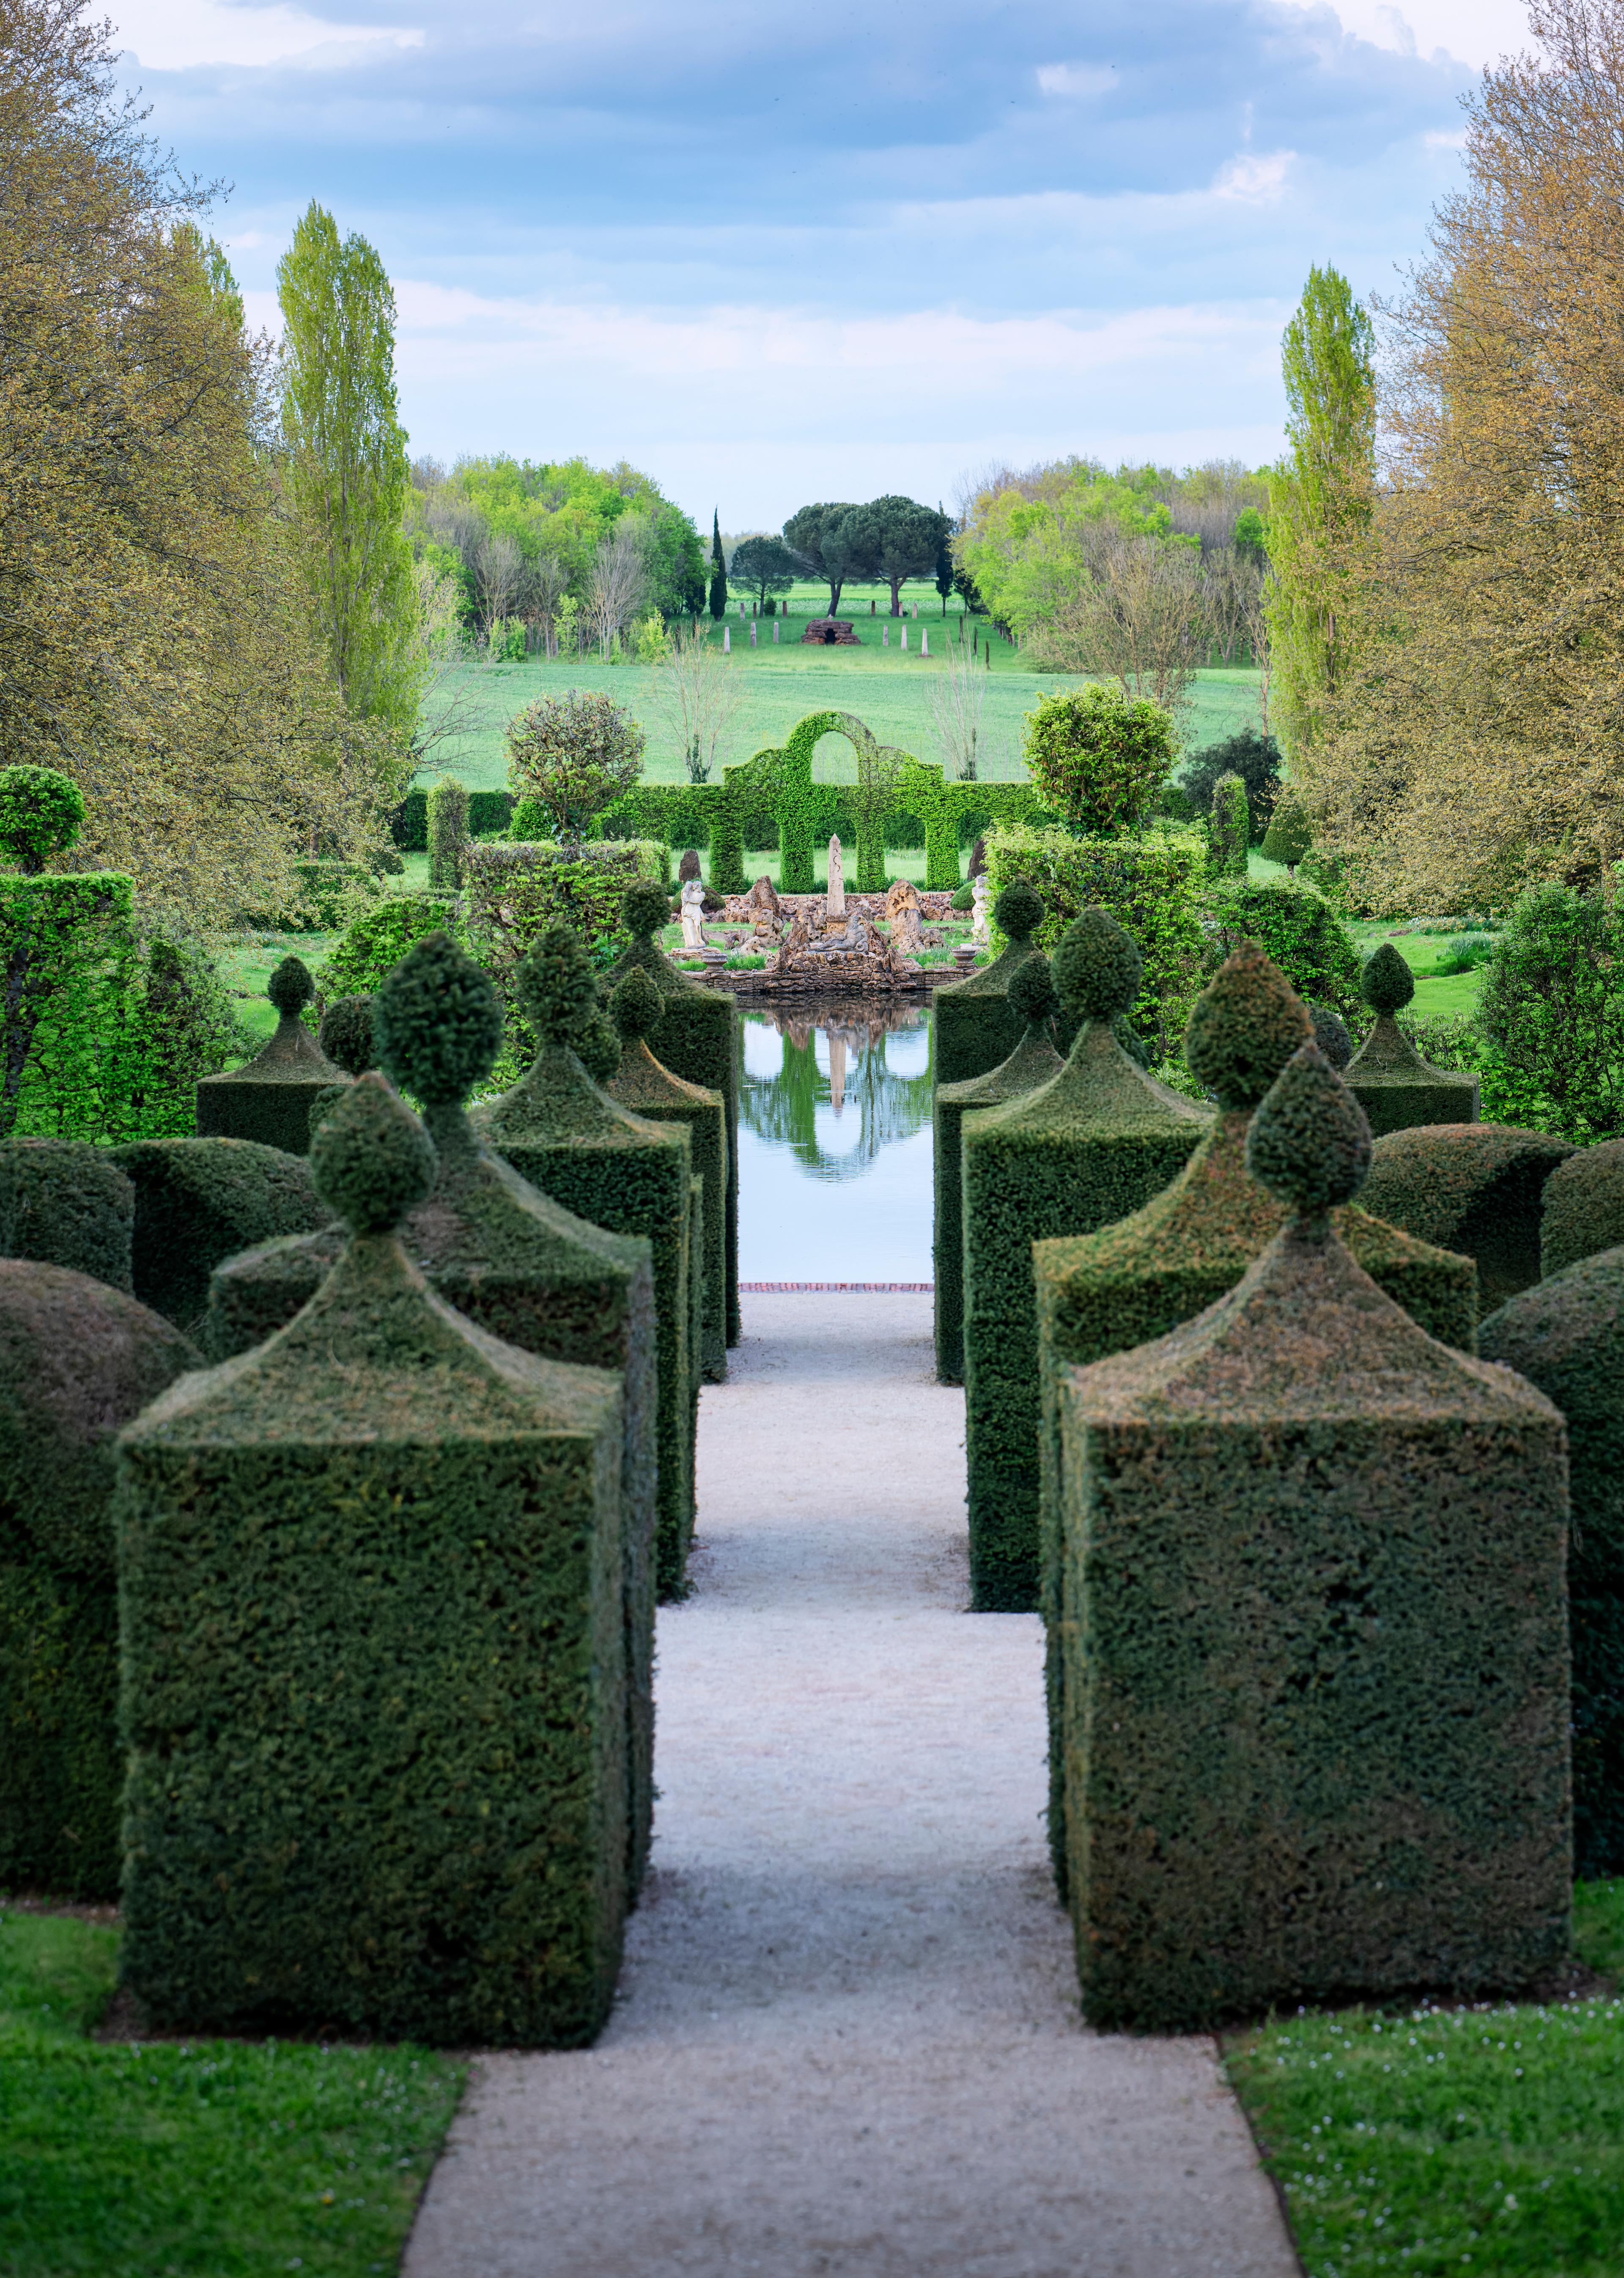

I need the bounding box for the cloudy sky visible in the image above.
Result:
[111,0,1534,528]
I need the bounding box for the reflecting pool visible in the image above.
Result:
[736,995,936,1282]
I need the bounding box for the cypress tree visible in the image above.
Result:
[708,511,727,622]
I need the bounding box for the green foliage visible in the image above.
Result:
[1346,956,1482,1138]
[1206,771,1250,877]
[317,992,376,1076]
[196,958,349,1157]
[463,842,667,1041]
[1310,1001,1353,1068]
[1203,876,1363,1019]
[427,775,469,890]
[130,937,255,1137]
[516,924,602,1048]
[373,932,504,1108]
[612,965,664,1041]
[931,882,1045,1089]
[318,894,459,1001]
[1007,953,1059,1030]
[1050,907,1142,1020]
[1184,940,1313,1109]
[1542,1140,1624,1278]
[933,1023,1062,1382]
[0,874,136,1143]
[1362,1122,1576,1313]
[606,1000,729,1383]
[1259,793,1312,869]
[708,509,727,620]
[112,1137,332,1332]
[0,1913,463,2278]
[1180,727,1281,835]
[1362,940,1415,1014]
[309,1071,437,1231]
[727,534,805,610]
[504,688,647,846]
[1020,684,1175,836]
[0,767,84,874]
[951,879,974,911]
[1226,1989,1624,2275]
[782,500,860,614]
[0,1141,133,1290]
[1246,1041,1373,1226]
[1476,882,1624,1143]
[831,495,952,614]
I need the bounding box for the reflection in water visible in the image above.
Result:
[737,994,937,1280]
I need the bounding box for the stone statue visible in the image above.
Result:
[679,877,708,951]
[971,874,992,947]
[827,835,845,918]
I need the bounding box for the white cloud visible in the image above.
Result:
[1272,0,1533,69]
[110,0,422,72]
[1213,150,1297,203]
[1035,61,1118,98]
[1423,127,1468,148]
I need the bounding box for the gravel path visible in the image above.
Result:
[405,1294,1298,2278]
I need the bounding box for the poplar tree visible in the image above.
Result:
[708,510,727,620]
[278,205,422,738]
[1263,267,1377,757]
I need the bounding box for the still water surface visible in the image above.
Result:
[736,997,935,1282]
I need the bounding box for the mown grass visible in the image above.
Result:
[1223,1880,1624,2275]
[0,1908,464,2277]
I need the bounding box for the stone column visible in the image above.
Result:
[827,836,845,917]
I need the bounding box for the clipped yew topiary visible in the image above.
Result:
[1480,1249,1624,1877]
[473,926,696,1597]
[119,1075,630,2047]
[1309,1001,1353,1070]
[207,933,663,1890]
[0,1139,134,1291]
[603,878,741,1346]
[111,1135,332,1333]
[607,965,727,1385]
[317,993,376,1077]
[1344,940,1479,1136]
[1033,947,1478,1891]
[1055,1043,1571,2031]
[0,1264,195,1899]
[195,956,352,1155]
[932,879,1045,1086]
[1540,1139,1624,1279]
[960,907,1210,1608]
[1363,1121,1577,1311]
[932,954,1063,1383]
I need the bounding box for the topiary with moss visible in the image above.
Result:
[119,1074,630,2046]
[472,924,696,1597]
[1344,941,1479,1136]
[317,994,376,1078]
[207,934,663,1890]
[933,879,1045,1088]
[195,954,351,1155]
[0,1139,134,1292]
[601,880,741,1347]
[0,1264,195,1900]
[960,907,1210,1607]
[933,954,1063,1384]
[1053,1039,1571,2030]
[1362,1121,1576,1312]
[1539,1138,1624,1279]
[606,967,727,1385]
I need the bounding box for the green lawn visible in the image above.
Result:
[0,1909,464,2276]
[423,582,1264,793]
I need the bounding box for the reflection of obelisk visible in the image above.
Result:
[827,835,845,918]
[828,1030,846,1115]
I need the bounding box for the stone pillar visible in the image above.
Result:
[827,836,845,917]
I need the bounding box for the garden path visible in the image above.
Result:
[404,1294,1298,2278]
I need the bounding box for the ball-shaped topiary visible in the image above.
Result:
[318,994,376,1077]
[1007,954,1060,1034]
[952,880,975,912]
[612,966,665,1042]
[267,955,316,1019]
[516,923,601,1049]
[992,880,1042,942]
[1246,1042,1373,1228]
[373,931,504,1108]
[310,1072,437,1234]
[1183,942,1312,1110]
[623,879,673,946]
[0,765,85,874]
[1309,1003,1354,1071]
[1361,941,1416,1016]
[1051,907,1143,1021]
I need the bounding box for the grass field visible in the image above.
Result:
[422,580,1265,794]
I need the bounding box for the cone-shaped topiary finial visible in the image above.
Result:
[318,994,376,1078]
[1361,941,1416,1016]
[373,931,505,1108]
[992,879,1042,942]
[1007,953,1059,1035]
[623,878,673,946]
[309,1071,437,1234]
[1051,907,1143,1021]
[1246,1041,1373,1231]
[1183,941,1312,1110]
[612,965,664,1042]
[516,923,600,1049]
[267,955,316,1020]
[1309,1003,1354,1071]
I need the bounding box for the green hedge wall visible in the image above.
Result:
[1057,1224,1572,2031]
[0,1263,195,1900]
[0,873,136,1144]
[1347,1016,1481,1138]
[391,788,516,850]
[1542,1140,1624,1278]
[112,1138,334,1335]
[608,1044,727,1385]
[1480,1249,1624,1878]
[463,841,669,979]
[933,1029,1062,1384]
[1362,1123,1576,1314]
[961,1022,1210,1609]
[473,1049,696,1599]
[932,936,1043,1091]
[1201,877,1363,1019]
[118,1228,629,2046]
[0,1140,134,1292]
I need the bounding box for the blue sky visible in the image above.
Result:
[113,0,1533,528]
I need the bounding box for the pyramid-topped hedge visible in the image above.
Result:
[195,955,351,1155]
[1055,1043,1570,2030]
[960,908,1210,1608]
[473,925,696,1597]
[1344,942,1479,1135]
[118,1075,629,2047]
[933,954,1063,1383]
[932,880,1045,1087]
